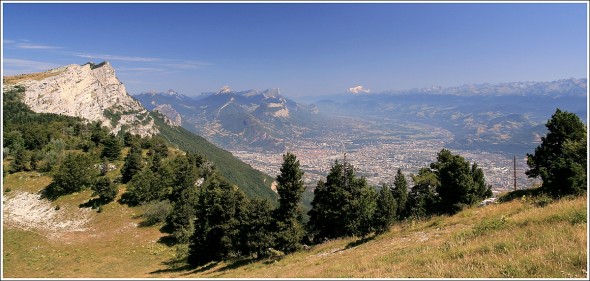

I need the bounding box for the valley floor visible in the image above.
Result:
[2,171,587,278]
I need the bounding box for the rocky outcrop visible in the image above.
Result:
[4,62,158,137]
[154,104,182,127]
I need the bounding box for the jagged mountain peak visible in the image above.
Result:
[261,88,281,99]
[3,61,159,137]
[217,85,233,94]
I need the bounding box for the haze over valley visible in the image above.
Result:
[134,78,587,192]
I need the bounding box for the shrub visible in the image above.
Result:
[532,194,553,208]
[142,200,173,226]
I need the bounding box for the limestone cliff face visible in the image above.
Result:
[154,104,182,127]
[5,62,158,137]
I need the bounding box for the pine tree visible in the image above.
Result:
[92,176,118,205]
[526,109,587,197]
[373,184,397,234]
[392,168,408,219]
[48,152,97,198]
[101,133,122,161]
[121,144,144,183]
[236,198,275,258]
[122,167,160,205]
[407,168,440,219]
[9,147,31,173]
[307,159,377,241]
[273,152,305,253]
[167,155,200,243]
[90,122,107,145]
[415,149,492,215]
[188,175,245,266]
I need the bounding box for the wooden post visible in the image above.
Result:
[514,156,517,191]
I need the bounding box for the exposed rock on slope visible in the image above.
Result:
[134,87,321,152]
[3,62,158,137]
[154,104,182,126]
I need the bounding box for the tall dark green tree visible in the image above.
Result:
[101,133,122,161]
[90,122,107,145]
[48,152,97,198]
[407,168,440,219]
[392,168,408,219]
[122,167,161,205]
[307,159,377,241]
[273,152,305,253]
[9,147,31,173]
[167,155,200,243]
[236,198,275,258]
[188,175,246,266]
[526,109,587,197]
[373,184,397,234]
[121,144,144,183]
[430,149,490,215]
[92,176,118,205]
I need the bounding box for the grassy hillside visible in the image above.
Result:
[3,172,586,278]
[151,112,277,202]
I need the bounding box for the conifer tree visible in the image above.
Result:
[101,133,122,161]
[392,168,408,219]
[308,159,377,241]
[526,109,587,197]
[188,175,245,266]
[237,198,275,258]
[49,152,97,198]
[121,144,143,183]
[373,184,397,234]
[92,176,118,205]
[273,152,305,253]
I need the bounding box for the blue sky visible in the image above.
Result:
[2,2,588,98]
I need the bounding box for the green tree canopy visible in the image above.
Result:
[48,152,97,198]
[273,152,305,253]
[373,184,397,234]
[430,149,491,215]
[526,109,587,197]
[187,175,246,266]
[307,159,377,241]
[392,168,408,220]
[101,133,122,161]
[121,144,144,183]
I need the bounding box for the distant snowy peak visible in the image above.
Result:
[383,78,587,97]
[217,85,233,94]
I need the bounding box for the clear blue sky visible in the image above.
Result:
[2,2,588,98]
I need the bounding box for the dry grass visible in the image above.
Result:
[2,172,175,278]
[3,70,63,85]
[2,172,588,278]
[170,196,587,278]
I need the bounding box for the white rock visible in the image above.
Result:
[8,62,159,137]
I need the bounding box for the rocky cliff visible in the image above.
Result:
[3,62,158,137]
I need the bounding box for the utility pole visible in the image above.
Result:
[513,156,517,191]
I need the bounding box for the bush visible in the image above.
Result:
[533,194,553,208]
[142,200,173,226]
[46,152,97,199]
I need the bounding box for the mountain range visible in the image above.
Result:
[312,78,587,155]
[134,78,586,158]
[134,87,320,152]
